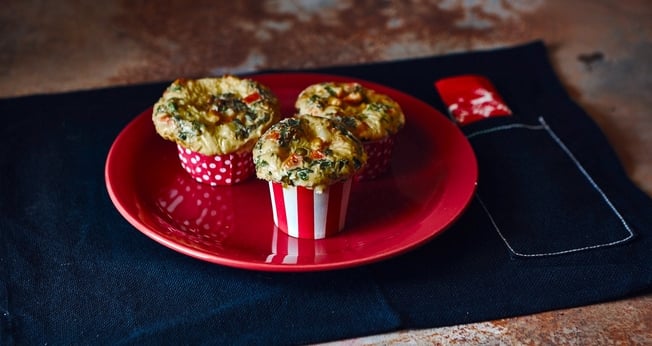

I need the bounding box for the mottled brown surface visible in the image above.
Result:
[2,0,651,344]
[323,295,652,345]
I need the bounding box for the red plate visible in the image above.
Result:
[105,73,477,272]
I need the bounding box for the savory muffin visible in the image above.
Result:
[253,115,367,238]
[253,115,366,193]
[294,82,404,142]
[152,75,281,185]
[295,82,404,179]
[153,75,281,155]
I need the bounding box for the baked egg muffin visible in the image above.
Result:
[295,82,405,180]
[153,75,281,156]
[253,115,367,193]
[294,82,405,141]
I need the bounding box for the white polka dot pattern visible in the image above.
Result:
[155,175,234,250]
[177,144,254,186]
[355,135,396,181]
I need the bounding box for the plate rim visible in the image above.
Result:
[105,72,478,272]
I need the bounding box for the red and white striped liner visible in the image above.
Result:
[268,179,353,239]
[177,144,254,186]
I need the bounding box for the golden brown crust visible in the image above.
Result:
[253,115,366,192]
[152,76,281,155]
[295,82,405,141]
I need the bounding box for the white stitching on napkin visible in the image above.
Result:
[468,116,635,257]
[467,123,545,138]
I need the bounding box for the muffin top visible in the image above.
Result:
[253,115,367,192]
[152,76,281,156]
[295,82,405,141]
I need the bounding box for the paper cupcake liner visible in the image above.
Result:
[356,135,396,181]
[268,179,353,239]
[177,144,254,186]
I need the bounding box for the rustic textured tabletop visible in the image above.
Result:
[2,1,650,344]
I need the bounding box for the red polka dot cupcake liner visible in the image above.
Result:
[356,135,396,181]
[177,145,254,186]
[268,179,353,239]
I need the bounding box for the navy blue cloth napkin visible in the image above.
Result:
[1,41,651,345]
